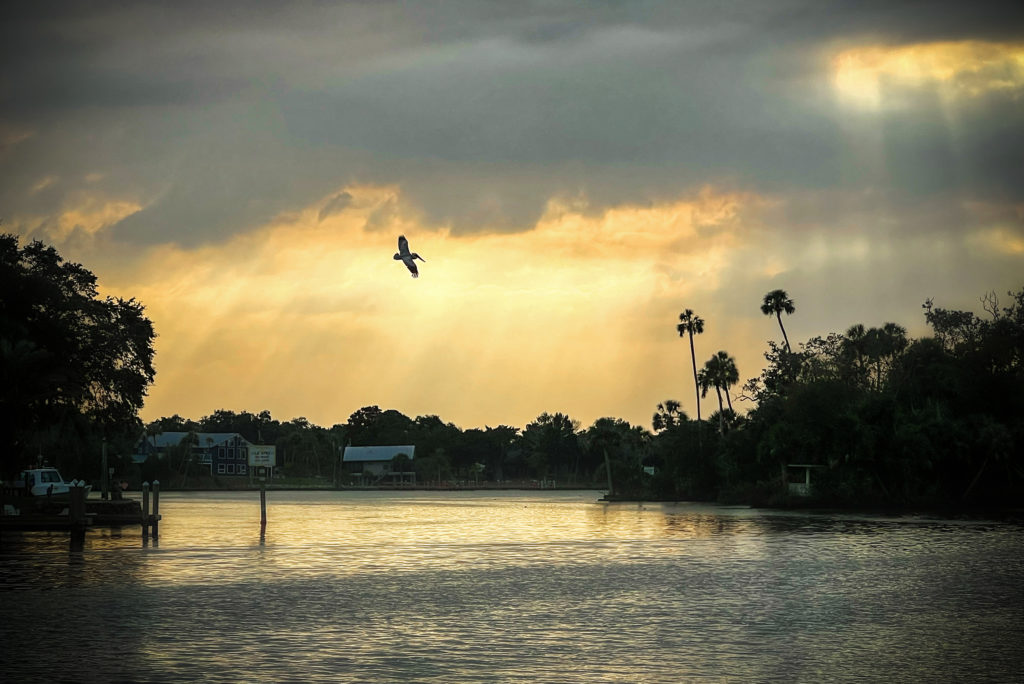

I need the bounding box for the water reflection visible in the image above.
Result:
[2,491,1022,683]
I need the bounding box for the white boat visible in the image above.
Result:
[13,468,92,498]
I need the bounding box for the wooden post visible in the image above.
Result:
[151,480,160,539]
[141,482,150,537]
[260,483,267,533]
[69,482,87,551]
[101,438,109,500]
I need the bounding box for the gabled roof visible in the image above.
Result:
[343,445,415,462]
[144,432,252,449]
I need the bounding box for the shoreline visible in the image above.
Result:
[95,486,1024,520]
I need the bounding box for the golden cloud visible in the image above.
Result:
[8,192,145,248]
[56,195,144,239]
[832,41,1024,109]
[968,227,1024,256]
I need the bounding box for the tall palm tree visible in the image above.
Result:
[713,350,739,413]
[761,289,795,353]
[701,351,740,433]
[677,309,705,423]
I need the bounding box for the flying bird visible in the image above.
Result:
[394,235,426,278]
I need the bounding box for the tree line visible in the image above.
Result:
[3,233,1021,507]
[139,285,1024,507]
[138,407,644,488]
[660,287,1024,507]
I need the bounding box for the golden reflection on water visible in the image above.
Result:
[141,490,636,584]
[3,491,1023,683]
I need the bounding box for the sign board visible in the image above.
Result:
[248,445,276,467]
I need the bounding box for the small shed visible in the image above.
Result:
[343,445,416,484]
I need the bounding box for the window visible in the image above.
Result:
[217,464,226,474]
[227,464,235,474]
[239,465,247,475]
[228,447,235,460]
[218,447,226,460]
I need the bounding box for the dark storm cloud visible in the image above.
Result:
[1,1,1022,245]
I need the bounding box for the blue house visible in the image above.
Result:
[134,432,258,476]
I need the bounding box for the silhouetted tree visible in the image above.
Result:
[677,309,705,423]
[714,351,739,413]
[484,425,519,481]
[1,234,156,476]
[520,412,581,482]
[584,417,651,495]
[700,351,738,433]
[652,400,686,432]
[761,289,795,353]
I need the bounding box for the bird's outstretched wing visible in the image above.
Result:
[405,259,419,278]
[398,235,411,257]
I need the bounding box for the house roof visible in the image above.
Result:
[144,432,252,449]
[343,445,415,462]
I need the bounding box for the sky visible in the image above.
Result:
[3,1,1023,432]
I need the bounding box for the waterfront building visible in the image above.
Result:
[342,445,416,485]
[134,432,258,476]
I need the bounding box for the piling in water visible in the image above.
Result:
[69,482,87,551]
[142,482,150,537]
[260,483,267,533]
[152,480,160,539]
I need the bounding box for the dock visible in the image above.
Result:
[0,489,161,533]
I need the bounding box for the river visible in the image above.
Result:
[1,490,1022,682]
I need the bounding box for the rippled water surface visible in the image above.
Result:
[2,490,1023,682]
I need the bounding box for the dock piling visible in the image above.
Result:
[260,483,267,533]
[69,481,87,551]
[101,438,109,500]
[151,480,160,539]
[141,482,150,537]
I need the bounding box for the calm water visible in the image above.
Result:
[1,490,1022,683]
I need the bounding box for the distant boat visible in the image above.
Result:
[13,468,92,498]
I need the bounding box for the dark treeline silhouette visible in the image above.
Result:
[138,408,644,488]
[687,287,1024,508]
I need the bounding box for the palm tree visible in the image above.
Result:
[865,322,908,391]
[713,350,739,413]
[697,363,725,434]
[676,309,705,423]
[652,399,685,432]
[701,351,740,433]
[761,289,795,353]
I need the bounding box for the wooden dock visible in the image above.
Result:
[0,493,160,532]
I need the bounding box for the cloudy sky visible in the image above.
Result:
[3,1,1022,431]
